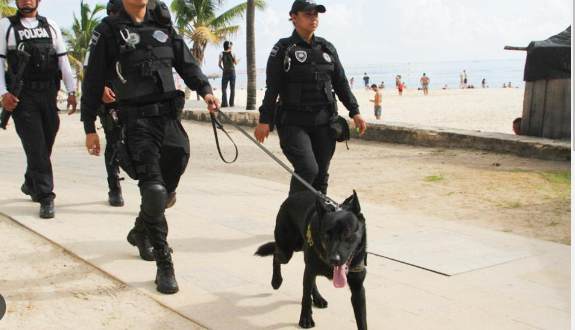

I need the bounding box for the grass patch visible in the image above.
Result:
[504,201,523,208]
[425,175,444,182]
[546,221,561,227]
[508,168,531,173]
[540,171,571,184]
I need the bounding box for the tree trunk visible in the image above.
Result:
[246,0,256,110]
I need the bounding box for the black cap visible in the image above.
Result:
[107,0,123,15]
[290,0,326,15]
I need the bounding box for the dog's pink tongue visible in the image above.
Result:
[333,265,348,288]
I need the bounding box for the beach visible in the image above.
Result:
[217,86,525,135]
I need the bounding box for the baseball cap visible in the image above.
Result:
[289,0,326,15]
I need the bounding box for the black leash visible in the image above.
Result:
[208,104,341,210]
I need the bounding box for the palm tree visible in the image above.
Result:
[170,0,266,99]
[0,0,16,18]
[245,0,256,110]
[62,1,105,93]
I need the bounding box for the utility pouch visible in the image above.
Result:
[173,91,185,119]
[329,114,350,142]
[115,140,138,180]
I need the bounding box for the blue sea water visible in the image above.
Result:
[205,59,526,91]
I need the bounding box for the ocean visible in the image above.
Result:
[204,59,526,91]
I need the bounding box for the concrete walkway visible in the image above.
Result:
[0,114,570,329]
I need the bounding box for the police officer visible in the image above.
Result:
[81,0,218,294]
[0,0,77,218]
[95,0,124,207]
[254,0,366,195]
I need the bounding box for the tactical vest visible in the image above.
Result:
[105,15,176,103]
[222,51,235,74]
[6,14,59,82]
[281,38,335,111]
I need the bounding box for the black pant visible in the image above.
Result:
[98,107,121,181]
[221,72,235,107]
[277,124,336,195]
[12,88,59,202]
[121,101,190,249]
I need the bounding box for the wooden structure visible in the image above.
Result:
[506,27,571,140]
[522,79,571,139]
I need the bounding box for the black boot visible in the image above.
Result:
[126,218,154,261]
[107,177,124,207]
[21,183,39,202]
[166,191,176,208]
[39,200,55,219]
[153,246,179,294]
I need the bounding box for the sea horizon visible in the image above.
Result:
[203,58,526,91]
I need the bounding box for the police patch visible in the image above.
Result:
[323,52,331,62]
[295,50,307,63]
[270,46,279,57]
[89,30,101,46]
[153,30,168,43]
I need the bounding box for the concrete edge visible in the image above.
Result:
[181,109,571,162]
[0,211,209,330]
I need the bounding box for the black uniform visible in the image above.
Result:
[97,91,122,200]
[2,13,63,209]
[259,30,359,195]
[81,4,212,293]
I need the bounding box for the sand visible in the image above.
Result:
[216,86,526,135]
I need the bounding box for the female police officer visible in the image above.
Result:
[82,0,218,294]
[254,0,366,196]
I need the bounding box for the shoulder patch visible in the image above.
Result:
[270,45,279,57]
[89,30,101,46]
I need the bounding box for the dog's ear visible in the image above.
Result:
[350,190,361,214]
[316,195,329,219]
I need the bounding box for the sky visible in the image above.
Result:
[40,0,573,74]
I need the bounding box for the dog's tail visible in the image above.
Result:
[254,242,276,257]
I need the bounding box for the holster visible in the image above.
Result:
[270,101,281,132]
[115,140,138,180]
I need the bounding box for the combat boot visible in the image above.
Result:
[153,246,179,294]
[107,177,124,207]
[126,218,154,261]
[21,183,39,202]
[166,191,176,208]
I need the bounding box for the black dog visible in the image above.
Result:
[255,190,367,329]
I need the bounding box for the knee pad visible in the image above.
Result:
[141,183,167,218]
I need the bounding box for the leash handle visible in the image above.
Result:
[210,110,238,164]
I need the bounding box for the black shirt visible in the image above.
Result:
[81,9,213,134]
[259,30,359,126]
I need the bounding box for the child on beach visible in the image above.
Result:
[398,81,404,96]
[370,84,382,120]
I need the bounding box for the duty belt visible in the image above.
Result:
[24,80,53,90]
[283,103,332,112]
[118,101,174,119]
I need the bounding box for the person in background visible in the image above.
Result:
[370,83,382,120]
[350,76,354,89]
[513,117,522,135]
[481,78,486,88]
[420,73,430,96]
[378,81,384,89]
[363,72,370,91]
[218,40,239,107]
[508,82,512,88]
[398,81,404,96]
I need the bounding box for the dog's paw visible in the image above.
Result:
[312,296,328,308]
[271,275,283,290]
[298,315,315,328]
